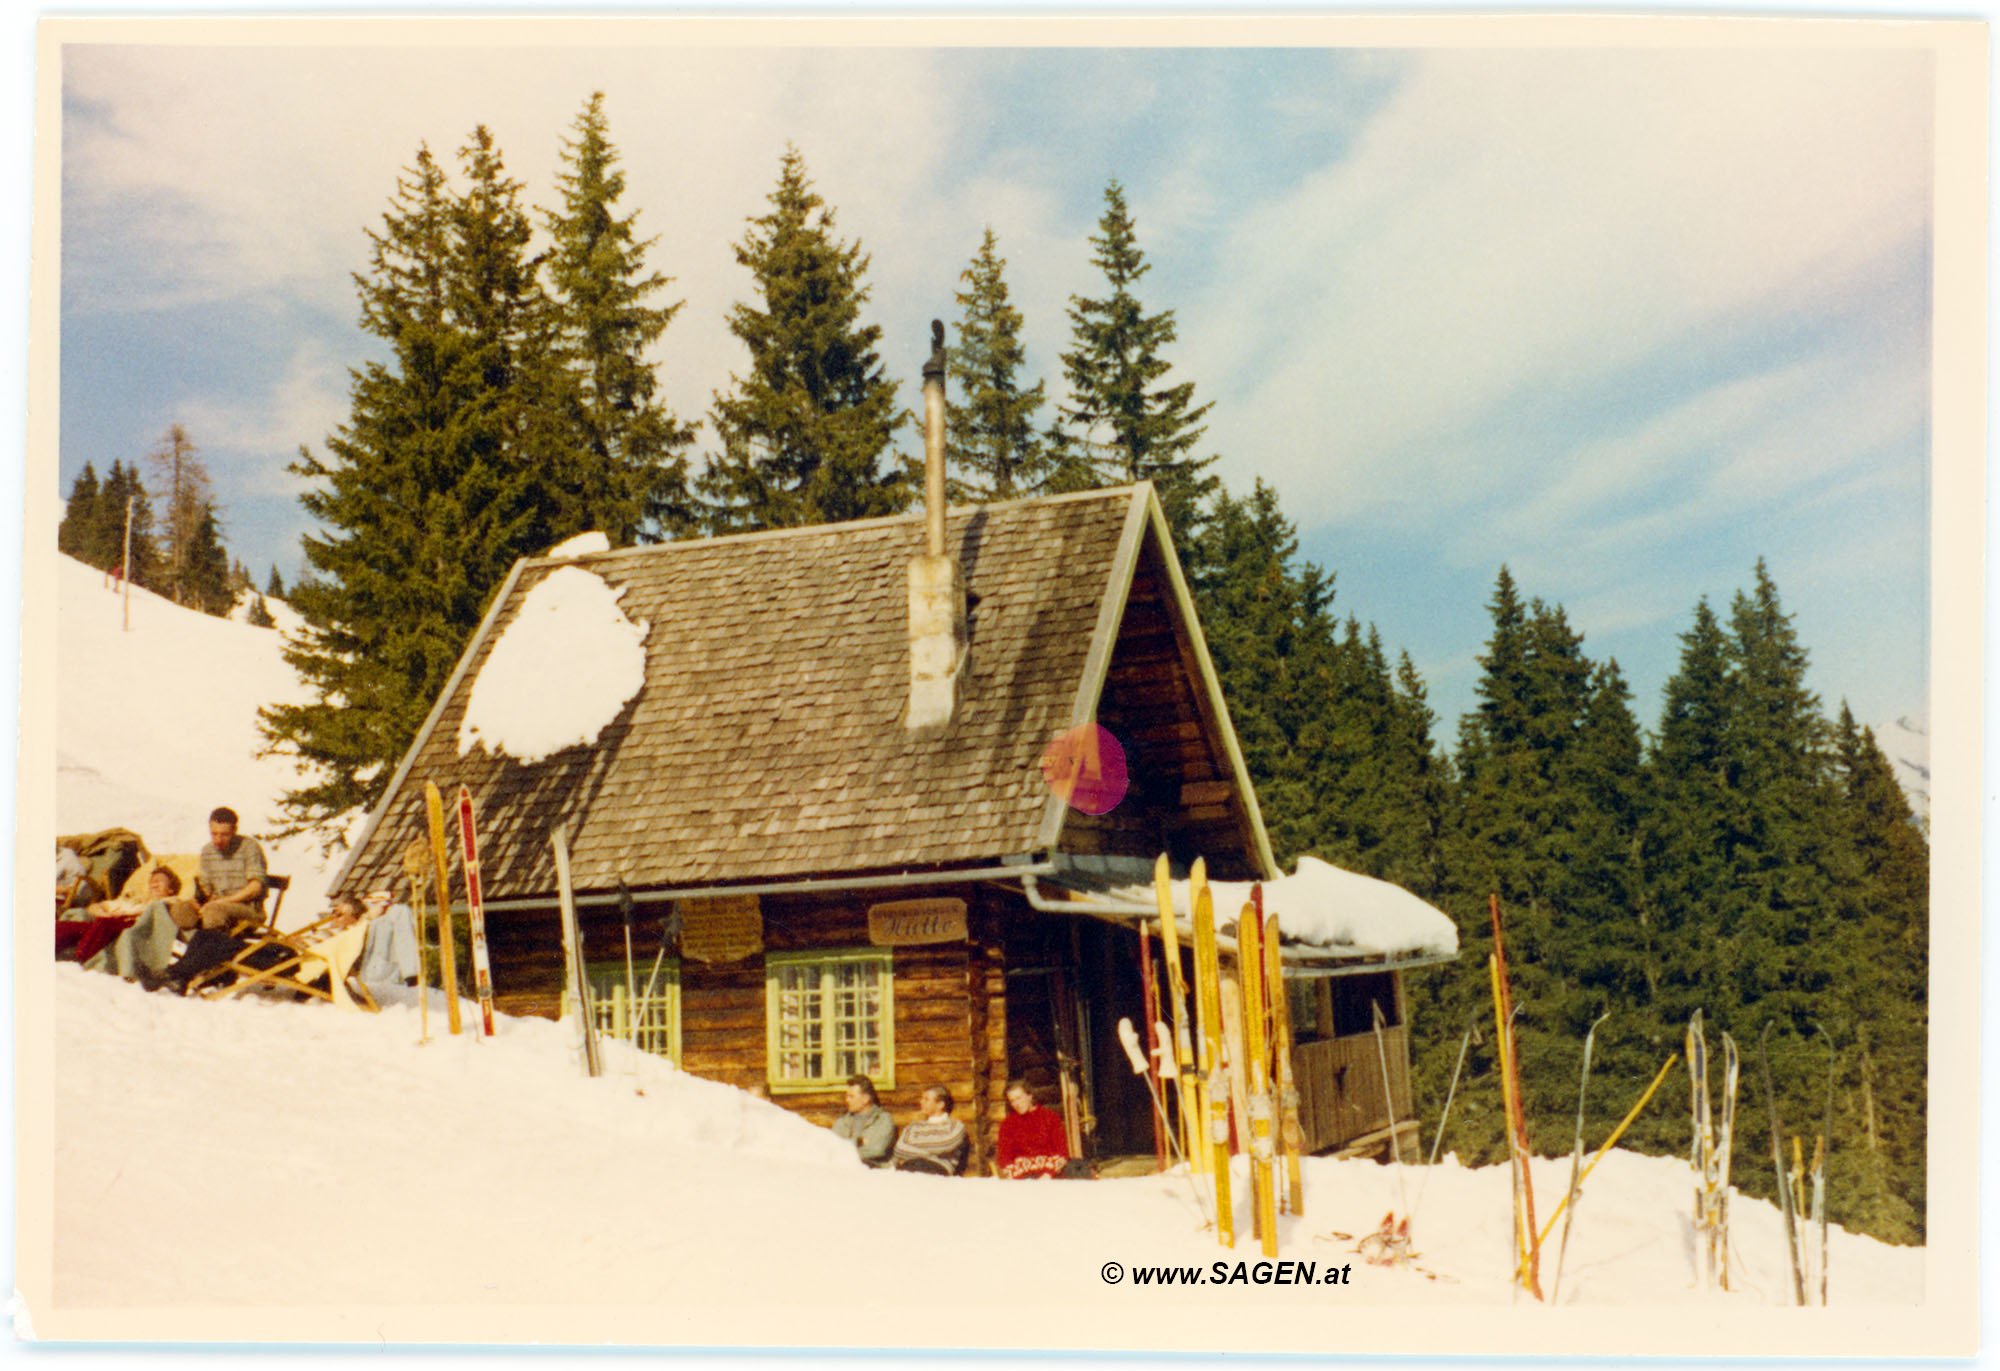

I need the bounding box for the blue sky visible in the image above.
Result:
[53,36,1934,751]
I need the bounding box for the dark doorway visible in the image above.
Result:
[1075,919,1156,1158]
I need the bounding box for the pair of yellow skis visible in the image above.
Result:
[1152,855,1305,1256]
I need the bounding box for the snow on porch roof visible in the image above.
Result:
[1044,854,1459,971]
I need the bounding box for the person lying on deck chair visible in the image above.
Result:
[190,806,268,932]
[831,1075,896,1168]
[892,1085,969,1175]
[82,867,199,986]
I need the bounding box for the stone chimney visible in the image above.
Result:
[907,319,968,734]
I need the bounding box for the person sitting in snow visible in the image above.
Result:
[892,1085,969,1176]
[831,1074,895,1168]
[191,807,268,931]
[996,1078,1071,1180]
[82,866,199,986]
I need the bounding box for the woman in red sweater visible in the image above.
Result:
[996,1079,1071,1179]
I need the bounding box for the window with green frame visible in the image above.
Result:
[566,959,682,1064]
[765,949,894,1092]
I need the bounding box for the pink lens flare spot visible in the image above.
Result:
[1040,723,1128,816]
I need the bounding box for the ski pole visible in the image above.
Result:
[1520,1055,1680,1271]
[1814,1022,1834,1307]
[1371,999,1411,1221]
[1412,1011,1476,1225]
[1551,1010,1610,1303]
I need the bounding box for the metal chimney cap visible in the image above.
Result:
[922,319,946,383]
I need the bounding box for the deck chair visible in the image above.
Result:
[183,905,382,1011]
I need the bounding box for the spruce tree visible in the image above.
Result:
[1059,180,1218,543]
[701,146,908,533]
[945,228,1054,502]
[59,464,100,560]
[543,92,697,543]
[267,565,286,598]
[268,130,575,830]
[182,501,235,616]
[89,461,157,586]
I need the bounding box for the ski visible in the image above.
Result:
[454,785,498,1037]
[1552,1010,1611,1303]
[1137,916,1168,1172]
[550,822,601,1077]
[1263,896,1305,1216]
[400,840,432,1044]
[423,781,463,1036]
[1154,855,1205,1184]
[1815,1023,1835,1306]
[1715,1032,1740,1289]
[1489,895,1542,1300]
[1191,867,1234,1249]
[1760,1023,1806,1304]
[1686,1009,1713,1287]
[1238,888,1278,1257]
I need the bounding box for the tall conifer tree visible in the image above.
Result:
[945,228,1053,502]
[1059,180,1218,543]
[543,92,697,542]
[269,129,576,829]
[701,147,907,533]
[59,464,100,560]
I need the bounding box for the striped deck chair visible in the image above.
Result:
[183,902,382,1011]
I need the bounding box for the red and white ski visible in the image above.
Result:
[455,784,498,1037]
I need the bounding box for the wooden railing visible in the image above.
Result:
[1290,1023,1414,1156]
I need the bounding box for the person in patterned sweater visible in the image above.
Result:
[892,1085,969,1175]
[996,1079,1070,1179]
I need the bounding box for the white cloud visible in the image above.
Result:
[175,338,350,496]
[1186,47,1931,525]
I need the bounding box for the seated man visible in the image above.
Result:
[830,1074,895,1168]
[892,1085,969,1175]
[190,806,268,932]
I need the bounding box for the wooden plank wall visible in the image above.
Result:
[1291,1022,1415,1155]
[1063,541,1263,882]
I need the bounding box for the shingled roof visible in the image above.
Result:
[335,484,1273,901]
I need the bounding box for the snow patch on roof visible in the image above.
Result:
[546,530,611,559]
[457,566,649,765]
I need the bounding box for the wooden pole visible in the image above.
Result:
[120,495,133,632]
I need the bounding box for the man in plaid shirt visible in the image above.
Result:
[191,806,268,931]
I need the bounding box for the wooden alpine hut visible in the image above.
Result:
[333,337,1457,1172]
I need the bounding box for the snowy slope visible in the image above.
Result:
[55,554,342,916]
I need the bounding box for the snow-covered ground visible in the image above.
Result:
[35,552,1931,1359]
